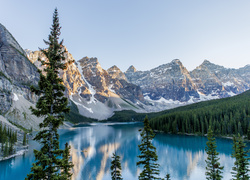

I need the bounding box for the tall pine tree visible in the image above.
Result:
[61,143,74,180]
[137,116,160,180]
[205,126,224,180]
[110,152,123,180]
[26,8,72,180]
[231,134,249,180]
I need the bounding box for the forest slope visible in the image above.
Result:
[108,90,250,138]
[149,90,250,137]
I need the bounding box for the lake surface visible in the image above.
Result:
[0,122,249,180]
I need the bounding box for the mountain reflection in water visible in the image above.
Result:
[1,122,249,180]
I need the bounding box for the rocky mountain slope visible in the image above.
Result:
[125,59,250,110]
[190,60,250,97]
[26,50,145,120]
[0,23,42,131]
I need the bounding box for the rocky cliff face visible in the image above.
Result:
[0,23,39,111]
[125,59,198,102]
[26,47,91,99]
[0,23,42,130]
[190,60,250,97]
[107,65,127,81]
[0,24,39,86]
[77,57,144,104]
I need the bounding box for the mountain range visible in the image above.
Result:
[0,23,250,127]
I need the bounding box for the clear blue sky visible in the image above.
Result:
[1,0,250,71]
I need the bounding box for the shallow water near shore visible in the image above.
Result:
[0,122,249,180]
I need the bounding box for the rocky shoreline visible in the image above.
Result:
[1,148,28,161]
[0,132,32,162]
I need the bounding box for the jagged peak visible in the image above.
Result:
[171,59,181,63]
[200,59,225,69]
[126,65,137,73]
[0,23,26,56]
[109,65,119,70]
[170,59,185,67]
[77,56,104,73]
[107,65,122,72]
[201,59,212,65]
[78,56,98,63]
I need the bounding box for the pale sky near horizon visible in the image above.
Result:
[1,0,250,72]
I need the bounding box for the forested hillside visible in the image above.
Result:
[149,90,250,138]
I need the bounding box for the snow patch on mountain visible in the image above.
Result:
[13,93,19,101]
[77,61,97,104]
[222,81,234,87]
[70,95,93,114]
[197,91,219,101]
[227,91,236,96]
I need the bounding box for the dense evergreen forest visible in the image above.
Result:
[149,90,250,138]
[0,123,17,157]
[107,90,250,138]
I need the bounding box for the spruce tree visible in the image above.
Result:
[165,173,170,180]
[0,122,2,143]
[1,140,4,152]
[4,142,8,157]
[110,152,123,180]
[231,134,249,180]
[137,116,160,180]
[26,8,72,180]
[23,133,27,146]
[205,126,224,180]
[9,142,13,155]
[247,125,250,140]
[61,142,74,180]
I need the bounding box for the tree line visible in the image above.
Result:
[0,122,28,158]
[0,122,17,157]
[149,91,250,138]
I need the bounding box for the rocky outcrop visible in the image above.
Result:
[0,77,12,113]
[0,23,39,115]
[190,60,250,97]
[0,24,39,86]
[26,47,92,100]
[125,59,198,102]
[77,57,144,104]
[107,65,127,81]
[77,57,110,103]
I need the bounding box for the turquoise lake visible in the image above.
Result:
[0,122,249,180]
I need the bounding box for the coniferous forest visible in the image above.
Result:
[0,123,17,157]
[149,90,250,138]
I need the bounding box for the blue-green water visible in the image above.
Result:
[0,122,249,180]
